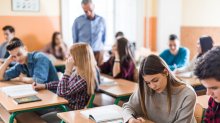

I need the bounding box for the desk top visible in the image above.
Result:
[0,81,68,113]
[99,74,138,97]
[197,95,209,109]
[180,77,201,87]
[57,105,122,123]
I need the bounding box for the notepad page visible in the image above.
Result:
[80,105,123,123]
[0,84,38,98]
[100,77,117,85]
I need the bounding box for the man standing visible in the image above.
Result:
[159,34,189,71]
[72,0,106,66]
[0,25,15,58]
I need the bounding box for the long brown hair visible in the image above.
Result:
[138,54,184,118]
[70,43,98,95]
[116,37,135,67]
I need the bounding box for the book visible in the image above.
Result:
[0,84,38,98]
[100,77,117,86]
[14,95,42,104]
[80,105,123,123]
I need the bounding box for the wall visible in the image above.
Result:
[157,0,182,53]
[0,0,61,51]
[181,0,220,59]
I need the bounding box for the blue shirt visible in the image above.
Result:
[72,14,106,51]
[159,47,190,71]
[4,52,59,83]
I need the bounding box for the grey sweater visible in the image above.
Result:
[123,84,196,123]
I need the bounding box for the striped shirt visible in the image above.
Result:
[204,97,220,123]
[45,72,90,110]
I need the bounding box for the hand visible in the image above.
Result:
[137,117,154,123]
[32,82,46,91]
[64,57,75,75]
[5,55,14,64]
[128,118,142,123]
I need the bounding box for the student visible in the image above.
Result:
[42,32,67,60]
[194,46,220,122]
[115,31,124,40]
[99,37,135,81]
[160,34,190,71]
[0,25,15,59]
[175,36,213,77]
[0,37,58,83]
[123,54,196,123]
[33,43,100,122]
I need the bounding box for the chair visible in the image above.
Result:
[194,103,205,123]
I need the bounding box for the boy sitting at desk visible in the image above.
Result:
[0,37,59,84]
[194,46,220,122]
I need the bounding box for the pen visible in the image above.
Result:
[131,114,137,119]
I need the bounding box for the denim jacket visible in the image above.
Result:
[4,52,59,83]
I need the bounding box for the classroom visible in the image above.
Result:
[0,0,220,123]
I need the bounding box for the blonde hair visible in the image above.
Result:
[70,43,98,95]
[138,54,184,119]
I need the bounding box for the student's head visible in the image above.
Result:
[168,34,180,55]
[194,46,220,103]
[51,32,63,47]
[138,55,183,117]
[2,25,15,42]
[6,37,28,64]
[112,37,133,62]
[81,0,95,20]
[197,35,213,57]
[115,31,124,40]
[69,43,97,95]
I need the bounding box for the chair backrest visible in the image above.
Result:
[194,103,205,123]
[85,94,95,108]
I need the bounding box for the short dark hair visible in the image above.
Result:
[2,25,15,33]
[81,0,92,4]
[194,46,220,81]
[6,37,24,51]
[169,34,178,41]
[115,31,124,38]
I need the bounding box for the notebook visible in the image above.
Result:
[1,84,38,98]
[100,77,117,86]
[80,105,123,123]
[14,95,42,104]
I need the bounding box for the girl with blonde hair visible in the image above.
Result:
[123,54,196,123]
[33,43,100,122]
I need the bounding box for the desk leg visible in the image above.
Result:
[9,112,19,123]
[114,96,130,105]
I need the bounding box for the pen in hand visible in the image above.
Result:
[131,114,137,119]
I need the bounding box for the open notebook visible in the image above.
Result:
[80,105,123,123]
[176,72,192,78]
[0,84,38,98]
[100,77,117,86]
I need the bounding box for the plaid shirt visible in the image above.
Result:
[45,72,90,110]
[203,97,220,123]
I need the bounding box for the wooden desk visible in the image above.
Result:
[99,74,138,104]
[57,105,122,123]
[197,95,209,109]
[180,77,201,87]
[0,81,68,123]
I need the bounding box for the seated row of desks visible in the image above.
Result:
[0,73,207,123]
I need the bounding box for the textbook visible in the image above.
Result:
[1,84,38,98]
[80,105,123,123]
[100,77,117,86]
[14,95,42,104]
